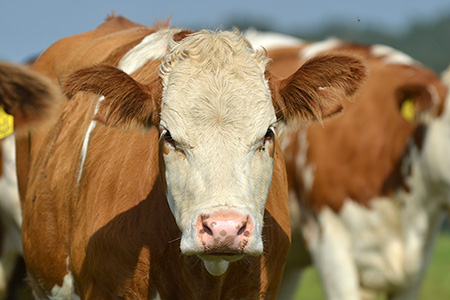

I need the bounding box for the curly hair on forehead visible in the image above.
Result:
[159,29,270,83]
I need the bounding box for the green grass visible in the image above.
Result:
[293,233,450,300]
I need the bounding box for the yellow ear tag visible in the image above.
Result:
[0,106,14,140]
[400,98,415,122]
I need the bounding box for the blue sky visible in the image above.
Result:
[1,0,450,63]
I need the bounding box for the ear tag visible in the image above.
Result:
[400,98,415,122]
[0,106,14,140]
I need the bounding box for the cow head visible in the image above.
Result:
[64,29,366,276]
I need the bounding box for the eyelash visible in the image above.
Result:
[260,127,275,151]
[160,128,177,149]
[264,127,274,143]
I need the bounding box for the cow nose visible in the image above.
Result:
[196,210,254,255]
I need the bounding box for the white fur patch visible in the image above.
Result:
[50,272,80,300]
[0,135,22,297]
[300,38,342,61]
[77,96,104,184]
[309,207,360,300]
[371,44,416,66]
[295,129,315,195]
[243,28,304,50]
[0,135,21,228]
[118,28,184,74]
[339,198,408,288]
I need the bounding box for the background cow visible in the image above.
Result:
[0,61,62,299]
[245,30,450,300]
[7,16,367,299]
[0,134,21,300]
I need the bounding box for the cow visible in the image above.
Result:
[0,61,62,299]
[245,30,450,300]
[9,16,367,299]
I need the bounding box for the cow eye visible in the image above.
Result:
[259,127,275,152]
[163,130,176,148]
[263,127,274,144]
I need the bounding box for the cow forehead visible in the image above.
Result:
[160,30,276,146]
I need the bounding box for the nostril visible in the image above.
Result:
[237,223,247,236]
[237,217,249,236]
[202,222,213,236]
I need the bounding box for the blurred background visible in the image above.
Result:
[1,0,450,73]
[1,1,450,299]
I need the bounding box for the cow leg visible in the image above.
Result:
[388,211,446,300]
[305,207,360,300]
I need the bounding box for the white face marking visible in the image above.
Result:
[371,44,416,66]
[299,38,342,61]
[159,30,276,265]
[50,272,80,300]
[77,29,183,184]
[243,28,304,50]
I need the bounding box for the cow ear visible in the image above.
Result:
[0,61,63,131]
[63,65,161,130]
[396,84,443,122]
[268,53,367,125]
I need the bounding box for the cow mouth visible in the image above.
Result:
[199,253,245,263]
[206,252,241,256]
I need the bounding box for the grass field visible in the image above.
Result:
[294,233,450,300]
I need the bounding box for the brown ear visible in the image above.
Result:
[396,84,443,121]
[64,65,161,130]
[269,53,367,124]
[0,61,62,131]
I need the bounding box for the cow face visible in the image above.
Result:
[63,29,366,276]
[158,31,277,274]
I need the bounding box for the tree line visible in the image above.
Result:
[227,11,450,73]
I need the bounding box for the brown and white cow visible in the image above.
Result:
[245,30,450,300]
[11,16,366,299]
[0,61,62,299]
